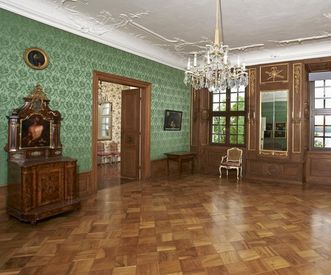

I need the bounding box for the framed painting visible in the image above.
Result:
[164,110,182,131]
[20,115,51,148]
[23,48,49,70]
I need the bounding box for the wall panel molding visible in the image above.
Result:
[292,63,303,153]
[248,68,257,151]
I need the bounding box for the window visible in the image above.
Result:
[98,102,112,140]
[311,78,331,149]
[211,86,246,145]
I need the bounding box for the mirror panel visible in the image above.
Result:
[260,90,288,152]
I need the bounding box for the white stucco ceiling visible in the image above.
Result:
[1,0,331,69]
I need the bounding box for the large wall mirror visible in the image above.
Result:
[98,102,112,140]
[260,90,288,153]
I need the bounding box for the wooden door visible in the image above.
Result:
[121,89,140,179]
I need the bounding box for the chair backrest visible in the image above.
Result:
[109,141,119,152]
[227,147,242,162]
[97,141,105,152]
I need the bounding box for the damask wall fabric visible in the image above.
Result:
[98,81,124,151]
[0,9,191,185]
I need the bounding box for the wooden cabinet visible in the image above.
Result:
[5,85,80,223]
[7,157,80,224]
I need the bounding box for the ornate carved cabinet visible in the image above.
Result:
[5,85,80,223]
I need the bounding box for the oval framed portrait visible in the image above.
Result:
[23,48,49,70]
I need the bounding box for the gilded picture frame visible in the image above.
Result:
[23,48,49,70]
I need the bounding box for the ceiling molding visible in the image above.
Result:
[1,0,331,70]
[0,0,185,69]
[269,33,331,46]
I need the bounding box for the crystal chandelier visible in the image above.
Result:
[184,0,248,92]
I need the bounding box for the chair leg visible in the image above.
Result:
[236,168,239,180]
[226,169,228,177]
[219,167,222,178]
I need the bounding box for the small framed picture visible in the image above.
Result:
[164,110,182,131]
[23,48,49,70]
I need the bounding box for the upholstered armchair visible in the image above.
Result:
[219,147,243,179]
[97,141,112,164]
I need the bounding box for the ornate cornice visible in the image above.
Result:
[1,0,331,69]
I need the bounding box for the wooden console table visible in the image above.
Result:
[164,151,197,176]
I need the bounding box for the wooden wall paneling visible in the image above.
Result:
[191,89,199,147]
[248,68,257,152]
[151,159,167,178]
[292,63,303,155]
[199,89,210,146]
[246,158,303,184]
[0,185,8,221]
[302,65,310,152]
[260,63,289,84]
[78,171,92,198]
[306,152,331,185]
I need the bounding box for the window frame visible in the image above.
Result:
[209,86,247,146]
[310,79,331,151]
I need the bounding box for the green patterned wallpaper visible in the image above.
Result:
[0,9,190,185]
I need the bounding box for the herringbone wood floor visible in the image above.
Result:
[1,174,331,274]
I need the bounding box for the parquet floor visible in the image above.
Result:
[1,174,331,274]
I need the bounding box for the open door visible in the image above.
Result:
[121,89,141,179]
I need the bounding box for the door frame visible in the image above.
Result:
[92,70,151,192]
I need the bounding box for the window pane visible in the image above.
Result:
[213,103,220,111]
[238,116,245,125]
[325,126,331,137]
[315,115,324,125]
[315,80,324,87]
[230,116,238,125]
[212,134,225,143]
[220,94,226,102]
[213,94,220,102]
[213,125,226,135]
[325,87,331,97]
[325,138,331,148]
[326,99,331,108]
[238,126,245,135]
[213,116,226,125]
[325,80,331,86]
[231,102,238,111]
[212,135,219,143]
[314,126,324,136]
[315,88,324,98]
[315,99,324,109]
[314,138,323,148]
[326,116,331,125]
[230,126,237,134]
[230,135,237,144]
[220,103,226,111]
[231,93,237,101]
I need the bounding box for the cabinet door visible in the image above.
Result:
[37,163,64,207]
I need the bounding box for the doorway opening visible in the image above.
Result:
[92,71,151,192]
